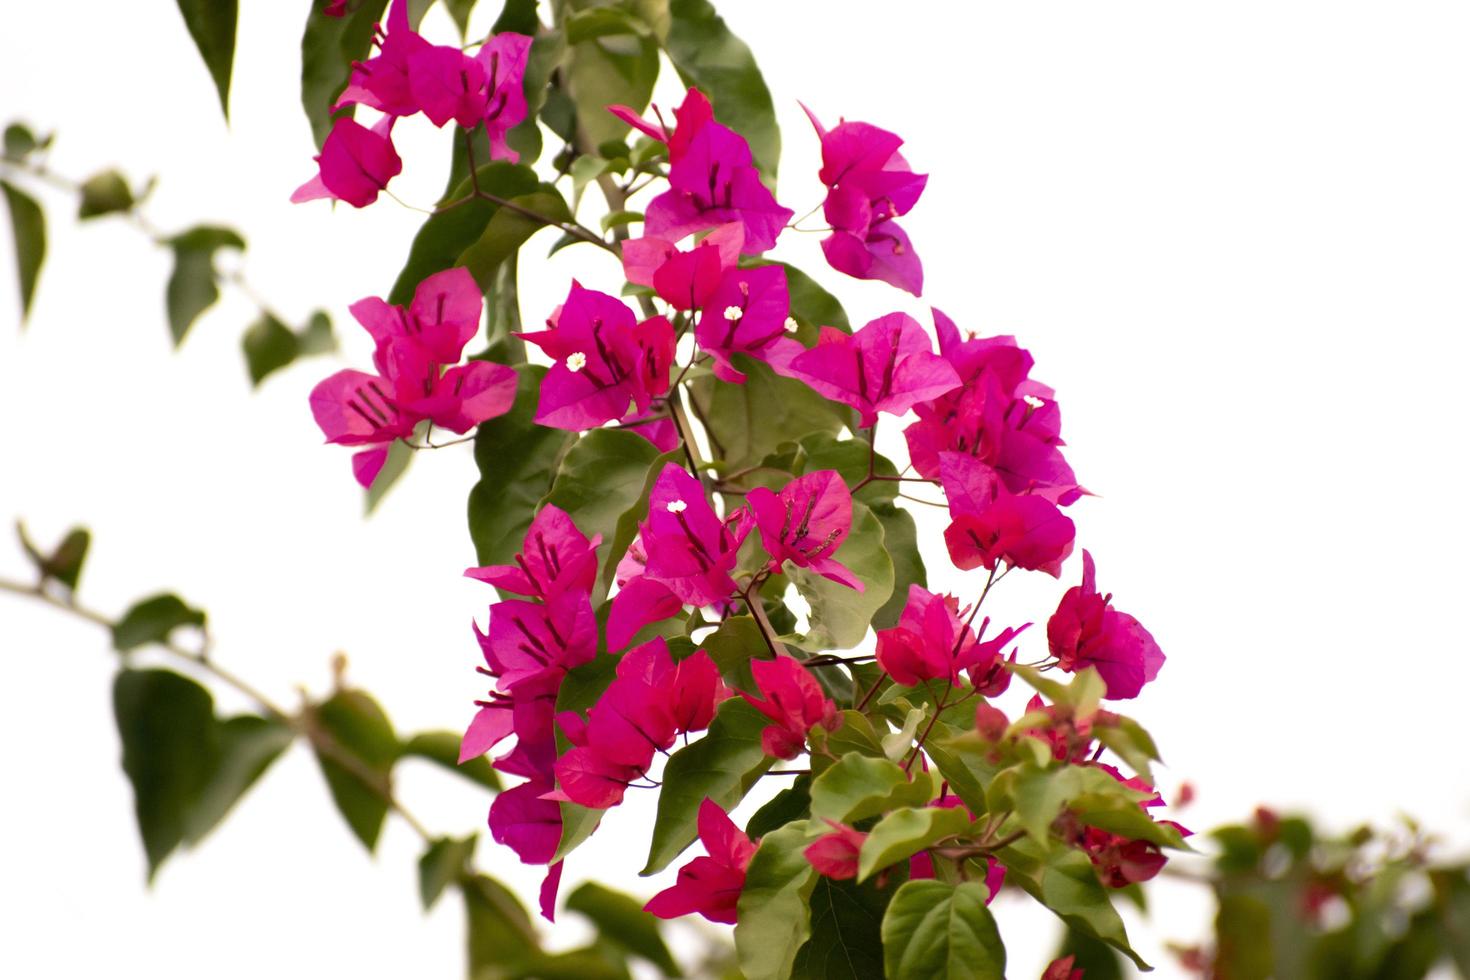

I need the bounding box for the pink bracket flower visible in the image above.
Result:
[292,116,403,209]
[644,799,756,924]
[747,470,861,590]
[939,452,1076,577]
[740,657,840,759]
[1046,550,1165,699]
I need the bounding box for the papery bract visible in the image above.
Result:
[608,87,714,166]
[464,503,602,600]
[875,584,1027,687]
[644,799,755,924]
[780,313,960,428]
[747,470,861,589]
[622,222,744,311]
[1043,955,1084,980]
[408,44,489,128]
[696,265,802,382]
[333,0,427,117]
[645,120,793,253]
[940,452,1075,577]
[291,116,403,209]
[740,657,840,759]
[804,821,867,880]
[476,32,532,160]
[1047,550,1165,699]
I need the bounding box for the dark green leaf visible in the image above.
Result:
[4,123,40,161]
[734,822,819,980]
[112,594,207,652]
[300,0,389,146]
[795,432,899,505]
[881,879,1006,980]
[690,354,848,472]
[420,834,477,910]
[869,503,925,630]
[747,775,811,839]
[1053,926,1126,980]
[1000,838,1149,970]
[788,502,894,651]
[468,365,575,566]
[310,688,399,852]
[793,875,889,980]
[240,313,298,386]
[778,262,850,333]
[643,697,773,874]
[113,669,219,878]
[184,714,293,845]
[663,0,780,181]
[506,25,565,163]
[566,881,679,977]
[77,170,134,220]
[926,721,998,817]
[458,188,573,291]
[166,225,244,346]
[1,179,44,323]
[445,0,478,35]
[463,873,540,972]
[698,615,765,692]
[564,12,660,148]
[17,523,90,591]
[596,442,683,602]
[493,0,541,34]
[173,0,237,119]
[401,730,501,791]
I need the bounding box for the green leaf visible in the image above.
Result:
[822,709,888,760]
[747,774,811,839]
[493,0,540,33]
[697,615,765,692]
[1093,714,1162,786]
[459,187,573,290]
[445,0,479,35]
[468,365,575,566]
[788,502,894,651]
[881,880,1006,980]
[463,873,540,973]
[793,875,889,980]
[809,753,933,825]
[420,834,477,910]
[643,697,772,874]
[4,123,41,161]
[183,714,293,845]
[597,444,683,602]
[1000,837,1149,970]
[1053,927,1126,980]
[300,0,389,146]
[365,431,417,515]
[796,432,899,505]
[779,262,850,333]
[113,669,219,879]
[1214,893,1273,979]
[1,179,44,323]
[734,822,820,980]
[858,805,971,882]
[554,799,604,863]
[112,593,207,652]
[401,730,501,792]
[240,313,298,386]
[541,428,667,603]
[17,523,90,591]
[173,0,237,119]
[926,721,998,816]
[690,354,847,472]
[165,225,244,346]
[663,0,780,181]
[310,688,399,853]
[869,503,925,630]
[566,882,679,977]
[77,170,134,220]
[564,11,660,149]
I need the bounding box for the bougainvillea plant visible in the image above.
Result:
[290,0,1189,973]
[4,2,1459,979]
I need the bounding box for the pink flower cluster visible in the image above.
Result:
[295,0,531,208]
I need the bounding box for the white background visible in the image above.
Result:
[2,1,1468,977]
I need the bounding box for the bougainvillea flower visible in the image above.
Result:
[644,121,793,253]
[620,407,681,454]
[696,265,803,382]
[622,222,744,311]
[324,0,348,16]
[804,820,867,880]
[488,778,561,864]
[464,504,602,601]
[350,266,483,367]
[802,106,928,295]
[539,861,563,922]
[644,799,756,924]
[476,590,597,694]
[1042,955,1083,980]
[291,116,403,208]
[939,452,1075,577]
[406,44,488,128]
[334,0,428,117]
[607,464,752,649]
[1046,550,1165,699]
[780,313,960,428]
[747,470,861,589]
[740,657,841,759]
[476,32,533,160]
[519,283,674,431]
[310,369,419,447]
[608,87,714,166]
[875,585,1027,687]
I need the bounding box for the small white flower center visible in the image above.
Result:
[666,500,688,514]
[784,317,799,333]
[566,351,587,373]
[723,305,743,321]
[1022,394,1046,409]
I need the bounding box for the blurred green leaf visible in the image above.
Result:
[310,688,399,853]
[445,0,478,35]
[184,714,293,845]
[77,170,134,220]
[3,123,42,161]
[468,365,574,566]
[420,834,477,910]
[881,879,1006,980]
[662,0,780,181]
[493,0,541,33]
[112,594,206,652]
[401,730,501,792]
[463,873,540,973]
[566,881,679,977]
[747,774,811,839]
[735,821,819,980]
[1000,837,1149,970]
[643,697,772,874]
[173,0,237,119]
[16,522,90,591]
[242,309,337,387]
[300,0,389,146]
[165,225,244,346]
[113,669,219,879]
[1,179,44,324]
[563,9,659,148]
